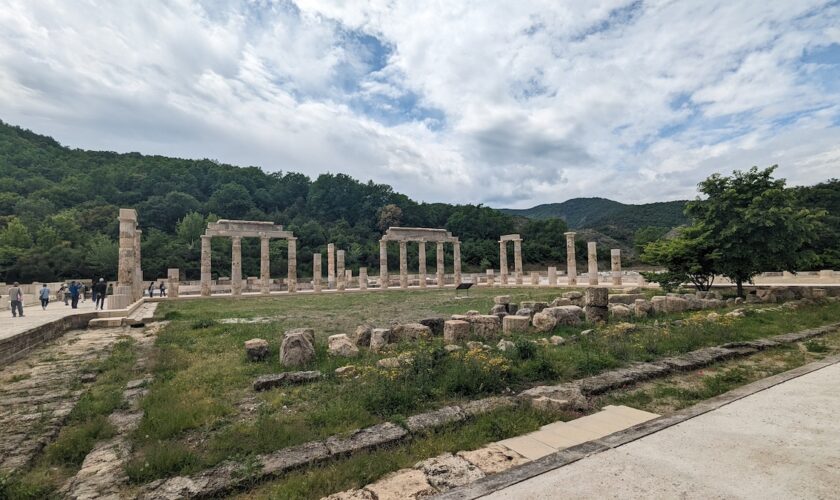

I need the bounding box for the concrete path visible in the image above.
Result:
[0,299,97,341]
[486,361,840,499]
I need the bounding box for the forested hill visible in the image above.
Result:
[0,120,574,282]
[500,197,690,230]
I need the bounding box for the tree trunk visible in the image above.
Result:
[736,278,744,298]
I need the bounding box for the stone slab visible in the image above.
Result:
[496,435,555,460]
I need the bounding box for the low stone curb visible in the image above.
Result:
[252,370,322,391]
[139,323,840,499]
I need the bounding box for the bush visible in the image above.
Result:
[514,339,537,360]
[190,318,217,329]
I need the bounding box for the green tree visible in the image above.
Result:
[686,166,824,297]
[640,226,719,291]
[176,211,208,249]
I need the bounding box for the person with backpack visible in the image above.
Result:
[69,281,81,309]
[93,278,107,310]
[159,281,167,297]
[39,283,50,310]
[7,282,23,317]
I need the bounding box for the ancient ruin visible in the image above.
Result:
[113,208,142,309]
[499,234,524,285]
[201,220,297,296]
[380,227,462,288]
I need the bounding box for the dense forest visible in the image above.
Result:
[1,120,837,283]
[0,121,580,282]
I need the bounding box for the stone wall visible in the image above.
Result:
[0,313,98,367]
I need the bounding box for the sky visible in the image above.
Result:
[0,1,839,208]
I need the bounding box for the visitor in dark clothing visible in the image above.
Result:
[93,278,107,310]
[69,281,81,309]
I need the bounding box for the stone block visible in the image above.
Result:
[520,301,548,313]
[545,305,583,326]
[585,287,609,307]
[494,295,511,305]
[584,305,608,324]
[419,317,445,336]
[609,304,632,319]
[328,334,359,357]
[633,299,652,317]
[244,338,269,362]
[549,297,572,307]
[497,339,516,351]
[502,315,529,335]
[414,453,484,492]
[280,331,315,368]
[326,423,408,456]
[608,293,644,305]
[471,315,501,339]
[444,320,470,344]
[285,328,315,345]
[365,468,435,500]
[457,444,528,475]
[391,323,432,342]
[335,365,357,377]
[405,406,465,433]
[369,328,391,352]
[377,357,401,369]
[532,311,557,332]
[253,371,322,391]
[353,324,373,347]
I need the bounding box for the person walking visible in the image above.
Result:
[159,281,167,297]
[69,281,81,309]
[57,284,65,305]
[93,278,107,310]
[148,282,154,298]
[80,283,87,303]
[39,283,50,310]
[62,283,70,305]
[8,282,23,317]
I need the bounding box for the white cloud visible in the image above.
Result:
[0,0,838,208]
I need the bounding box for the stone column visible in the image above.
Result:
[359,267,368,290]
[231,236,242,296]
[565,232,577,286]
[287,238,297,293]
[313,253,322,293]
[336,249,345,291]
[499,240,508,285]
[345,269,354,289]
[418,240,427,288]
[260,234,270,295]
[327,243,336,289]
[453,241,462,285]
[118,209,136,291]
[167,268,179,298]
[200,235,212,296]
[134,229,143,300]
[513,239,523,285]
[436,242,445,288]
[611,249,622,286]
[530,271,539,286]
[637,272,647,287]
[399,241,408,289]
[379,240,389,289]
[486,269,495,286]
[548,266,557,286]
[587,241,598,286]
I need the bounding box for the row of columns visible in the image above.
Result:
[200,234,297,297]
[499,238,523,285]
[380,240,461,289]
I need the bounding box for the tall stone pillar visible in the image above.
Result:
[313,253,322,293]
[453,241,462,285]
[513,239,523,285]
[611,249,622,286]
[327,243,336,289]
[548,266,557,286]
[436,242,445,288]
[134,229,143,299]
[379,240,389,289]
[565,232,577,286]
[359,267,368,290]
[167,268,180,298]
[499,240,508,285]
[399,241,408,289]
[118,209,137,291]
[336,249,345,291]
[260,235,270,295]
[587,241,598,286]
[418,240,427,288]
[287,238,297,293]
[231,236,242,296]
[200,235,212,296]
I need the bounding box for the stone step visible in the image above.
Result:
[495,435,557,460]
[88,317,125,328]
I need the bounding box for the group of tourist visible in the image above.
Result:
[6,278,113,317]
[148,281,167,297]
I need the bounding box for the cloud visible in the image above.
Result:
[0,0,838,208]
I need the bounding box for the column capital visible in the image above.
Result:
[564,232,576,237]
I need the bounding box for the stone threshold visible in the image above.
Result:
[137,322,840,499]
[434,352,840,500]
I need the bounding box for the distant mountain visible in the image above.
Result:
[500,197,690,231]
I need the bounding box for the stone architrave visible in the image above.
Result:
[454,241,462,285]
[260,234,270,295]
[548,266,557,286]
[399,241,408,288]
[565,232,577,286]
[513,239,523,285]
[418,240,427,288]
[327,243,336,289]
[611,249,622,286]
[313,253,322,293]
[231,236,242,296]
[337,249,346,291]
[287,237,297,293]
[499,240,508,285]
[359,267,368,290]
[117,208,137,294]
[134,229,143,300]
[167,268,180,298]
[200,235,211,296]
[379,240,389,289]
[587,241,598,286]
[436,241,445,288]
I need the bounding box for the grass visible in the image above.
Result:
[128,288,840,484]
[0,338,138,500]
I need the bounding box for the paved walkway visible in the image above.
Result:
[487,361,840,499]
[0,299,98,341]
